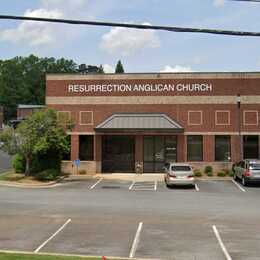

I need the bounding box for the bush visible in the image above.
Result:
[79,169,87,175]
[207,171,214,177]
[217,171,227,177]
[35,169,60,182]
[194,169,202,177]
[204,165,213,174]
[12,154,26,173]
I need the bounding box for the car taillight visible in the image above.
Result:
[170,172,176,178]
[188,175,194,178]
[245,170,252,177]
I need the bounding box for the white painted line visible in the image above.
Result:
[34,219,71,253]
[90,178,103,190]
[129,222,143,258]
[129,181,135,190]
[231,180,246,192]
[212,225,232,260]
[154,181,157,191]
[195,183,199,192]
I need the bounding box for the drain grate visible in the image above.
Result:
[101,186,121,189]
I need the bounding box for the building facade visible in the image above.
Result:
[46,73,260,174]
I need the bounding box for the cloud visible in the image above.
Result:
[100,23,160,56]
[213,0,225,7]
[160,65,193,73]
[0,9,63,46]
[103,64,114,73]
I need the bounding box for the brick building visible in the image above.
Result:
[17,105,45,120]
[46,73,260,174]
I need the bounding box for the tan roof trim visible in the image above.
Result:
[46,96,260,105]
[46,72,260,80]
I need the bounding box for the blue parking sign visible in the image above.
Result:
[74,159,80,167]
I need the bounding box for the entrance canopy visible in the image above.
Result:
[95,113,184,133]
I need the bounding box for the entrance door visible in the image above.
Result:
[143,136,177,173]
[102,136,135,173]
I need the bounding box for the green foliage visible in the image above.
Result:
[207,171,214,177]
[0,109,71,175]
[12,154,26,173]
[35,169,60,182]
[115,60,124,73]
[0,55,78,121]
[204,165,213,174]
[217,171,227,177]
[79,169,87,175]
[194,169,202,177]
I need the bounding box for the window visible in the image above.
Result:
[215,136,231,161]
[187,136,203,161]
[243,135,259,159]
[79,135,94,161]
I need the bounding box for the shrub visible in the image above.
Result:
[227,170,234,177]
[204,165,213,174]
[207,171,214,177]
[12,154,26,173]
[35,169,60,182]
[217,171,227,177]
[79,169,87,175]
[194,169,202,177]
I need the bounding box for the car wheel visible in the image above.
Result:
[242,177,247,186]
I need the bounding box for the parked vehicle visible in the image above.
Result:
[233,159,260,186]
[164,163,194,187]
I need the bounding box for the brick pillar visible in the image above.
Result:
[177,135,185,162]
[71,134,79,161]
[203,135,214,162]
[135,135,143,173]
[231,135,241,162]
[259,135,260,160]
[94,135,102,173]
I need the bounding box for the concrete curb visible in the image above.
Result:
[0,249,159,260]
[0,176,67,188]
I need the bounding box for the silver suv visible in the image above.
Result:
[233,159,260,186]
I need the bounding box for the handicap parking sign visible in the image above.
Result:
[74,159,80,167]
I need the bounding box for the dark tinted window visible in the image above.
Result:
[171,166,191,171]
[79,135,94,161]
[243,136,259,159]
[249,164,260,170]
[215,136,231,161]
[187,136,203,161]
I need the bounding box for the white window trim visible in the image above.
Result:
[79,111,94,126]
[188,111,203,126]
[215,110,230,126]
[243,110,259,126]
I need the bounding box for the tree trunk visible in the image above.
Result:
[25,155,31,176]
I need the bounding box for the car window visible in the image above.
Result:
[249,164,260,170]
[171,166,191,171]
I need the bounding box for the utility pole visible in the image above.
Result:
[237,94,243,161]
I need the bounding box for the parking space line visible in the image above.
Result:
[154,181,157,191]
[231,180,246,192]
[212,225,232,260]
[129,181,135,190]
[129,222,143,258]
[34,218,71,253]
[195,183,199,192]
[90,178,103,190]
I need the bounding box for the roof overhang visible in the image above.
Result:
[95,113,184,133]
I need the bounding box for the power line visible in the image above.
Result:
[229,0,260,2]
[0,14,260,37]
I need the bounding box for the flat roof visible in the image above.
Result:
[46,71,260,80]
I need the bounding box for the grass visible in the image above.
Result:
[0,171,25,181]
[0,253,119,260]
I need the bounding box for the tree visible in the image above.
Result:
[0,55,78,121]
[115,60,125,73]
[0,109,72,175]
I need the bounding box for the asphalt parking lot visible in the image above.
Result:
[1,178,260,260]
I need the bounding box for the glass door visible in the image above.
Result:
[143,136,177,173]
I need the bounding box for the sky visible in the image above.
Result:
[0,0,260,73]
